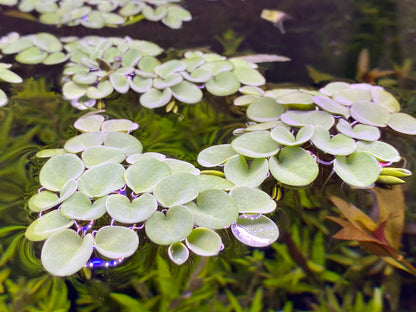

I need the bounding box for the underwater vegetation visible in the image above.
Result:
[0,0,416,311]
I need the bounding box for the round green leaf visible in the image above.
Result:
[224,155,269,187]
[197,174,235,192]
[106,193,157,223]
[78,163,125,198]
[119,2,144,16]
[183,55,205,72]
[356,141,401,162]
[126,152,166,164]
[185,227,222,256]
[39,154,85,192]
[62,81,88,100]
[104,131,143,156]
[28,191,59,212]
[311,126,356,155]
[163,158,199,175]
[81,146,125,168]
[140,88,172,108]
[319,81,350,96]
[269,147,318,186]
[187,189,238,229]
[121,48,142,67]
[60,192,107,220]
[41,230,93,276]
[199,60,233,76]
[170,80,203,104]
[333,88,372,105]
[197,144,237,167]
[124,158,171,193]
[166,6,191,21]
[109,72,129,94]
[101,119,139,132]
[154,173,200,207]
[231,131,280,158]
[275,90,315,109]
[72,72,97,85]
[336,119,380,141]
[229,186,276,214]
[270,125,314,146]
[2,36,34,54]
[371,87,400,113]
[129,75,152,93]
[145,205,194,245]
[64,131,105,153]
[181,68,211,83]
[33,33,62,53]
[388,112,416,135]
[86,80,114,99]
[43,52,69,65]
[15,46,48,64]
[162,13,183,29]
[350,101,390,127]
[239,86,264,96]
[154,60,186,78]
[25,210,74,241]
[138,55,160,73]
[231,215,279,247]
[94,226,139,258]
[153,73,183,89]
[0,69,23,83]
[246,97,286,122]
[142,4,168,21]
[280,110,335,129]
[36,149,66,158]
[232,67,265,86]
[168,242,189,265]
[313,95,350,118]
[206,71,240,96]
[102,12,125,25]
[81,11,106,28]
[333,152,380,188]
[58,179,78,203]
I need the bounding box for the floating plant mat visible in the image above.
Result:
[6,30,415,276]
[26,113,279,275]
[198,82,415,189]
[0,0,192,29]
[0,32,267,109]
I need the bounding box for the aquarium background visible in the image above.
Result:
[0,0,416,311]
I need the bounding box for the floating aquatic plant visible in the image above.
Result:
[0,32,266,110]
[198,82,416,189]
[26,113,279,276]
[60,46,265,110]
[0,0,191,29]
[0,62,23,106]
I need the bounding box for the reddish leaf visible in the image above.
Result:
[371,186,404,250]
[329,196,377,232]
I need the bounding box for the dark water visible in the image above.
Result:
[1,0,416,311]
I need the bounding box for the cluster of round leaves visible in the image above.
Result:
[0,62,23,106]
[0,0,191,29]
[0,32,266,110]
[26,113,279,276]
[61,48,266,110]
[198,82,416,189]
